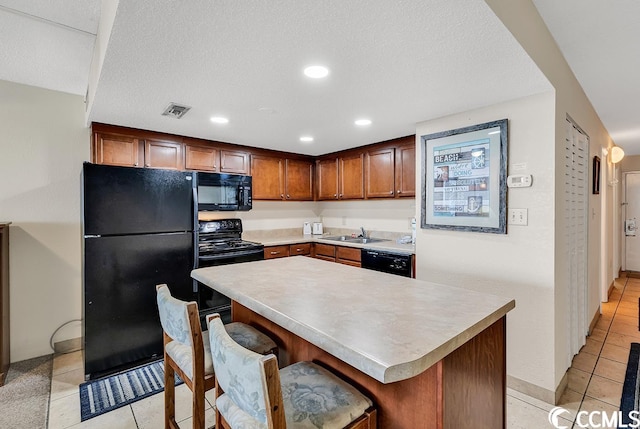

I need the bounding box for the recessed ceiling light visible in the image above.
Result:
[304,65,329,79]
[355,119,372,126]
[210,116,229,124]
[300,136,314,143]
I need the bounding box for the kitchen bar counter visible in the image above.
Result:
[192,257,515,428]
[244,232,416,254]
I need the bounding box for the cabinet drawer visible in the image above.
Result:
[289,243,311,256]
[314,243,336,258]
[264,245,290,259]
[336,246,361,267]
[336,246,361,263]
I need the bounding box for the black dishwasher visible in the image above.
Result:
[361,249,413,277]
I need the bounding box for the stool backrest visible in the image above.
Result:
[156,284,194,347]
[208,315,283,428]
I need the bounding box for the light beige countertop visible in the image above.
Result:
[245,233,416,255]
[192,257,515,384]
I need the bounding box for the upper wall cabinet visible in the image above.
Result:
[284,159,313,200]
[317,154,364,200]
[185,142,218,171]
[144,138,184,170]
[220,150,250,175]
[251,155,283,200]
[365,142,415,198]
[395,143,415,197]
[93,132,142,167]
[251,155,313,201]
[365,148,395,198]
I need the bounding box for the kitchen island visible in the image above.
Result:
[192,257,515,428]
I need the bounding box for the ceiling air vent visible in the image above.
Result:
[162,103,191,119]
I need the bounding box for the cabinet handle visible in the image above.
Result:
[339,193,343,198]
[296,248,303,252]
[270,251,279,255]
[334,194,337,198]
[286,194,290,199]
[134,162,138,166]
[398,190,402,194]
[145,163,150,167]
[389,191,394,195]
[280,194,284,199]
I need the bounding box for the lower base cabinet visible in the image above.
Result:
[336,246,361,267]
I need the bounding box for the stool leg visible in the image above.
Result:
[164,356,176,429]
[192,376,205,429]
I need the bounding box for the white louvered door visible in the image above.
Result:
[565,117,589,362]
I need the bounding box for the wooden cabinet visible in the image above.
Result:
[220,150,250,174]
[264,245,290,259]
[316,158,339,200]
[289,243,311,256]
[93,131,183,170]
[317,154,364,200]
[336,246,361,267]
[365,140,415,199]
[251,155,284,200]
[284,159,313,200]
[251,156,313,201]
[94,132,142,167]
[0,223,10,386]
[185,144,218,171]
[395,143,416,197]
[313,243,336,262]
[365,148,395,198]
[144,138,183,170]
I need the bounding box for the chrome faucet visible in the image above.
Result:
[359,226,368,238]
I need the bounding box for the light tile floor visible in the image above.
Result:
[48,275,639,428]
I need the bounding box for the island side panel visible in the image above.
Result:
[233,302,443,429]
[443,316,506,429]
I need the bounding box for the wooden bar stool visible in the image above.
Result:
[156,284,278,429]
[206,313,377,429]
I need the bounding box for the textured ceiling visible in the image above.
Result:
[533,0,640,155]
[0,0,99,95]
[87,0,551,155]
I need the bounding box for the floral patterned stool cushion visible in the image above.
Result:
[279,362,373,429]
[166,323,278,381]
[225,322,279,356]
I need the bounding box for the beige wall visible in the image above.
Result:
[484,0,616,395]
[0,80,90,362]
[415,91,558,392]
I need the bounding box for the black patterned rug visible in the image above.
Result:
[79,360,182,421]
[620,343,640,427]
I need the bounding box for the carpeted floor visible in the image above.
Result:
[0,354,53,429]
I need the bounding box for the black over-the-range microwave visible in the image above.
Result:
[195,172,252,211]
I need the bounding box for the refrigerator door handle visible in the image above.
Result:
[192,185,199,294]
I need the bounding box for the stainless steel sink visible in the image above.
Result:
[322,236,389,244]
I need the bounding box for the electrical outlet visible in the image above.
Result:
[508,208,528,226]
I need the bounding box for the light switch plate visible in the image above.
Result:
[509,208,528,226]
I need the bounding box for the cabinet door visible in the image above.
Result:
[144,139,184,170]
[395,144,416,197]
[185,145,218,171]
[340,153,364,199]
[264,245,290,259]
[94,133,141,167]
[220,150,250,174]
[251,155,284,200]
[285,159,313,200]
[316,158,339,200]
[289,243,311,256]
[313,243,336,261]
[336,246,361,267]
[366,148,395,198]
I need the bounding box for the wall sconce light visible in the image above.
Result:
[610,146,625,164]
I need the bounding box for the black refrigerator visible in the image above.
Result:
[82,163,197,380]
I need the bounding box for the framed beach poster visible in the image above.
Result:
[420,119,508,234]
